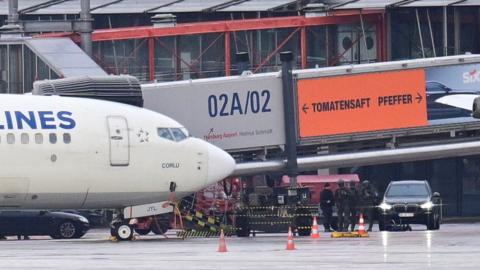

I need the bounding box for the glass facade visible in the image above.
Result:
[93,39,149,81]
[0,45,7,93]
[343,155,480,217]
[0,43,58,93]
[306,26,328,68]
[178,33,225,80]
[390,7,479,60]
[89,23,380,82]
[154,36,177,82]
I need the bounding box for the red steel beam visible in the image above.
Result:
[381,12,388,61]
[148,37,155,81]
[225,31,231,76]
[92,14,382,41]
[300,26,307,69]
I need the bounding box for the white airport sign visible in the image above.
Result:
[142,73,286,150]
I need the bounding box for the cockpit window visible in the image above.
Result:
[157,128,174,141]
[157,127,188,142]
[171,128,187,141]
[180,127,189,137]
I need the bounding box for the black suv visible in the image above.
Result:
[378,180,442,231]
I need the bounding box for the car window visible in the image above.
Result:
[426,82,448,93]
[386,183,429,197]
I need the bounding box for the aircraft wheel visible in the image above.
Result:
[113,222,134,241]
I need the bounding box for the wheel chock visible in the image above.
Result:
[331,231,369,238]
[109,236,119,242]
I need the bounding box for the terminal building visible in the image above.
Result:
[1,0,480,217]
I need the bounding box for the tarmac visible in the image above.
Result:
[0,223,479,269]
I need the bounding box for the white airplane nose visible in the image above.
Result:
[207,143,235,184]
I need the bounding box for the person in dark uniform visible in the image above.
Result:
[359,180,379,232]
[348,181,359,232]
[335,179,350,232]
[320,183,335,232]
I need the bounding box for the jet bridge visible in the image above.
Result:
[142,54,480,173]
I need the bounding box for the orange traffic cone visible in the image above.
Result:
[286,227,295,250]
[311,216,320,239]
[218,229,227,252]
[358,214,366,235]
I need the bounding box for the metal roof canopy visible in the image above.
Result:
[92,0,178,14]
[452,0,480,6]
[333,0,407,9]
[397,0,466,7]
[150,0,234,13]
[219,0,300,12]
[294,54,480,79]
[25,38,107,77]
[26,0,120,15]
[0,0,52,15]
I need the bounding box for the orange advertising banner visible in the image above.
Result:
[297,69,428,138]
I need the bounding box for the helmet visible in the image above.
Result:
[361,180,370,186]
[338,179,345,188]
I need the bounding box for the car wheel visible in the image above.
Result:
[135,228,151,235]
[57,221,78,239]
[114,222,133,241]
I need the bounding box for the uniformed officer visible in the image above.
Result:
[348,181,359,232]
[320,183,335,232]
[359,180,379,231]
[335,179,350,232]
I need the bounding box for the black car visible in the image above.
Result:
[426,81,479,120]
[0,210,90,239]
[378,180,442,231]
[64,210,108,227]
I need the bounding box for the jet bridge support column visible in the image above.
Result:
[7,0,19,24]
[280,51,298,189]
[79,0,93,57]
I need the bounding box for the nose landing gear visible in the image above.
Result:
[111,222,134,241]
[110,211,135,241]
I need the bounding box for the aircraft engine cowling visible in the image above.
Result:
[473,97,480,119]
